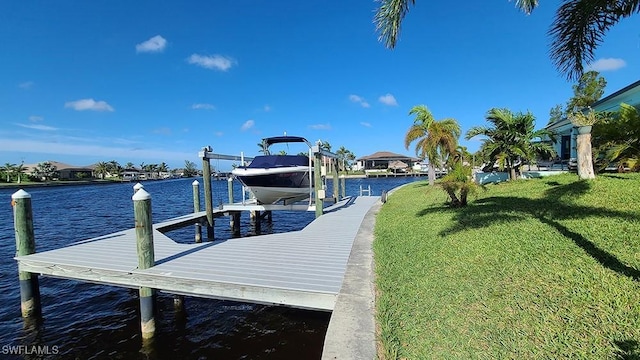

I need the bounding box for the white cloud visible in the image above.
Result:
[378,93,398,106]
[241,120,255,131]
[65,98,114,112]
[29,115,43,122]
[309,123,332,130]
[215,131,224,137]
[188,54,235,71]
[0,138,194,163]
[192,103,215,110]
[19,81,34,89]
[360,122,372,127]
[264,105,271,112]
[153,127,172,135]
[17,123,57,131]
[587,58,626,72]
[349,94,370,108]
[136,35,167,53]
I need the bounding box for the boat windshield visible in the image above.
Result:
[247,155,309,168]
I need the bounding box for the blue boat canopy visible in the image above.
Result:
[263,136,311,147]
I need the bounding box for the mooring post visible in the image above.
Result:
[12,189,41,318]
[227,177,234,204]
[250,210,261,233]
[332,158,339,201]
[133,182,144,194]
[192,180,202,243]
[231,212,241,236]
[132,188,156,340]
[314,148,324,218]
[340,174,346,199]
[201,148,215,240]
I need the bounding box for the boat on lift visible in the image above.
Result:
[231,136,314,204]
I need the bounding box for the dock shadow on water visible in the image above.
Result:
[13,281,330,359]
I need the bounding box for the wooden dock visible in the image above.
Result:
[15,196,380,311]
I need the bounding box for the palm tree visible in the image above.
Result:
[593,103,640,172]
[2,163,16,182]
[94,162,108,179]
[125,162,135,170]
[466,108,555,180]
[404,105,461,186]
[374,0,636,79]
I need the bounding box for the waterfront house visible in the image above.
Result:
[354,151,420,174]
[545,79,640,163]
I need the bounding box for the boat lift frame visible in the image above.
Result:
[198,143,345,221]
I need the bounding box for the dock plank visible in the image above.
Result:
[15,196,380,311]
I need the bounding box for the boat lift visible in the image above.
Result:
[198,143,346,221]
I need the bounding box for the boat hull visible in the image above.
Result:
[232,157,313,204]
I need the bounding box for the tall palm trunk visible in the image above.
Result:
[576,126,595,179]
[428,163,436,186]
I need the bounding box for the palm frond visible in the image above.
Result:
[374,0,415,49]
[549,0,640,80]
[514,0,540,15]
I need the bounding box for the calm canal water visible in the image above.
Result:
[0,176,423,359]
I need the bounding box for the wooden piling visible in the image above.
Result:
[11,189,41,318]
[192,180,202,243]
[314,150,324,218]
[227,177,234,204]
[231,212,241,236]
[132,189,156,340]
[133,182,144,193]
[201,150,214,240]
[340,174,346,199]
[332,158,339,201]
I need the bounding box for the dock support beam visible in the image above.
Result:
[133,189,156,340]
[12,190,41,318]
[332,158,339,201]
[201,147,215,240]
[192,180,202,243]
[230,212,241,236]
[314,150,324,218]
[228,177,234,204]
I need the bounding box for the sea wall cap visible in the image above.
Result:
[11,189,31,199]
[132,188,151,201]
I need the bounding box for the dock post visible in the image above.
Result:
[227,177,234,204]
[192,180,202,243]
[230,212,241,236]
[250,210,261,233]
[201,147,215,240]
[11,189,41,318]
[340,174,346,199]
[314,149,324,218]
[133,182,144,194]
[332,159,339,201]
[132,189,156,340]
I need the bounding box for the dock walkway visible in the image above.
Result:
[15,196,380,311]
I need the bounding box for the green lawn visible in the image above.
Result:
[374,173,640,359]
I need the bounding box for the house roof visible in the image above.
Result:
[23,161,93,172]
[356,151,419,161]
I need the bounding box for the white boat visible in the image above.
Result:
[231,136,313,204]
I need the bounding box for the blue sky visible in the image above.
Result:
[1,1,638,170]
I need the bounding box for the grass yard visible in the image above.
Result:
[374,173,640,359]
